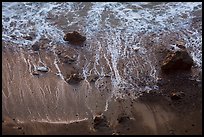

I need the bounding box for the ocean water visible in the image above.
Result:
[2,2,202,123]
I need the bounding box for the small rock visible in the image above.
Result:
[63,31,86,45]
[156,78,168,86]
[66,73,84,84]
[132,45,140,51]
[32,44,40,51]
[161,50,194,73]
[36,66,49,72]
[56,50,62,55]
[170,91,185,100]
[32,71,40,75]
[88,74,99,82]
[117,115,130,124]
[104,74,111,78]
[169,129,175,135]
[23,35,33,41]
[175,41,186,50]
[62,55,76,64]
[17,127,22,130]
[93,114,109,129]
[112,132,119,135]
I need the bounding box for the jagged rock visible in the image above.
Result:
[93,114,109,129]
[161,50,194,73]
[170,91,185,100]
[63,31,86,45]
[66,73,84,84]
[36,66,49,72]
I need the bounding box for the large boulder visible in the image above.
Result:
[63,31,86,45]
[161,50,194,73]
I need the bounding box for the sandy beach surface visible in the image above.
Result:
[2,2,202,135]
[2,43,202,135]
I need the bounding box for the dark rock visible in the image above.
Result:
[161,50,194,73]
[117,115,130,124]
[32,71,40,75]
[88,74,99,82]
[112,132,119,135]
[23,35,33,41]
[32,44,40,51]
[62,55,76,64]
[175,41,186,50]
[93,114,109,129]
[157,78,168,86]
[17,127,22,130]
[56,50,62,55]
[170,92,185,101]
[63,31,86,45]
[66,73,84,84]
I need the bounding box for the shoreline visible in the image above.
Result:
[2,44,202,135]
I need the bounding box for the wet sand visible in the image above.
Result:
[2,42,202,135]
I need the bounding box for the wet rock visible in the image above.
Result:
[112,132,119,135]
[170,91,185,101]
[161,50,194,73]
[32,71,40,76]
[132,45,140,51]
[17,127,22,130]
[23,35,33,41]
[56,50,62,55]
[32,44,40,51]
[104,74,111,78]
[62,55,76,64]
[36,66,49,72]
[175,41,186,50]
[65,73,84,84]
[93,114,109,129]
[156,78,168,86]
[88,74,99,82]
[63,31,86,45]
[117,115,130,124]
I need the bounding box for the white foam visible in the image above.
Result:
[2,2,202,97]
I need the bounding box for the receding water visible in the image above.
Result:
[2,2,202,124]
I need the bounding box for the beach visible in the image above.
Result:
[2,2,202,135]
